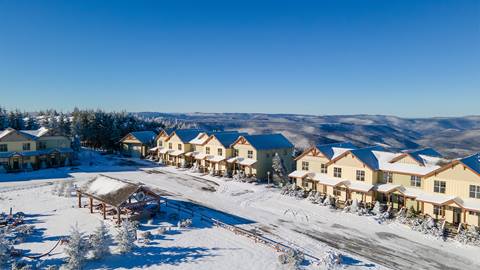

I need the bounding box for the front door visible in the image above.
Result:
[13,159,20,170]
[453,207,462,225]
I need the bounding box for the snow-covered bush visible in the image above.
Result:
[0,234,12,266]
[319,250,342,270]
[177,218,192,228]
[455,225,480,246]
[307,191,323,204]
[62,225,88,270]
[410,216,444,239]
[139,231,153,244]
[12,225,35,244]
[11,260,33,270]
[372,201,383,215]
[278,249,304,269]
[89,222,111,260]
[115,220,137,254]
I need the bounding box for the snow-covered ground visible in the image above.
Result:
[1,151,480,269]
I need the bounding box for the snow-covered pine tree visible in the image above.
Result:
[115,220,136,254]
[62,225,88,270]
[89,222,111,260]
[271,153,288,186]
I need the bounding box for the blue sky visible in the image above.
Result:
[0,0,478,117]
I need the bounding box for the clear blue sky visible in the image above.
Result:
[0,0,478,117]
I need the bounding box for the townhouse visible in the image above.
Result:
[119,131,157,158]
[191,131,247,175]
[289,142,357,192]
[0,127,73,172]
[160,129,205,166]
[229,134,294,180]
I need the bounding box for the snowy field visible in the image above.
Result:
[1,151,480,269]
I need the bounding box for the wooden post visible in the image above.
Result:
[89,197,93,213]
[442,206,445,218]
[102,203,106,220]
[463,209,467,223]
[77,192,82,208]
[117,207,121,224]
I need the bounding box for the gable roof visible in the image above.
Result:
[393,148,444,166]
[190,131,241,145]
[78,175,147,207]
[0,127,51,141]
[237,134,294,150]
[460,153,480,176]
[168,129,205,143]
[128,131,157,144]
[208,132,248,148]
[316,142,357,160]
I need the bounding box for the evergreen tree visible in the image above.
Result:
[89,222,111,259]
[115,220,136,254]
[62,225,88,270]
[272,153,289,186]
[0,233,11,266]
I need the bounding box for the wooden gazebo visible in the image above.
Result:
[76,174,162,224]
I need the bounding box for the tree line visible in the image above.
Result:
[0,106,192,151]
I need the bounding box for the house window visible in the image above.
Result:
[218,148,223,156]
[333,167,342,178]
[356,170,365,181]
[383,172,393,183]
[38,142,47,150]
[410,176,421,187]
[469,211,480,216]
[206,147,210,155]
[301,161,309,171]
[23,143,31,151]
[433,205,444,216]
[469,185,480,199]
[433,180,446,194]
[234,149,239,157]
[168,143,173,150]
[333,187,342,197]
[320,164,327,174]
[247,150,253,159]
[0,144,7,152]
[178,144,182,150]
[159,141,163,147]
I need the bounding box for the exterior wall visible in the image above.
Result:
[232,142,258,176]
[295,149,330,173]
[424,163,480,198]
[0,132,36,152]
[328,153,377,184]
[200,137,232,173]
[164,134,194,166]
[38,136,70,149]
[393,155,420,166]
[255,148,294,180]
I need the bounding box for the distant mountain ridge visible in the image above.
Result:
[133,112,480,158]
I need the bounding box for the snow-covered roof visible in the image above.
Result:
[346,181,374,193]
[169,150,185,156]
[184,151,199,157]
[288,170,311,178]
[375,183,402,193]
[159,148,173,154]
[316,142,357,160]
[189,133,210,145]
[379,160,440,175]
[149,146,159,152]
[455,198,480,212]
[206,155,225,163]
[226,157,239,163]
[0,127,52,141]
[194,153,208,160]
[78,175,145,207]
[240,134,293,150]
[238,158,257,166]
[170,129,205,143]
[311,173,348,187]
[415,193,459,206]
